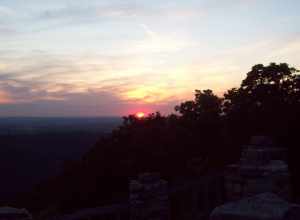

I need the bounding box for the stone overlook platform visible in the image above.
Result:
[225,136,290,202]
[210,193,300,220]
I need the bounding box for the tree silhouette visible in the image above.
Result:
[224,63,299,138]
[24,62,300,212]
[175,89,222,121]
[223,63,300,201]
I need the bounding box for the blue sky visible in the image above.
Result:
[0,0,299,116]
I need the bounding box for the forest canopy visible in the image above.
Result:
[26,63,300,213]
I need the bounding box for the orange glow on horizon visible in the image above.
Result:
[135,112,145,119]
[0,91,12,104]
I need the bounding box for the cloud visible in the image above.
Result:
[0,49,182,116]
[0,0,299,116]
[2,32,300,115]
[0,72,122,116]
[0,81,176,116]
[203,0,262,9]
[37,2,149,23]
[135,24,195,54]
[0,26,17,36]
[0,90,11,104]
[0,5,15,18]
[35,1,206,30]
[0,5,19,36]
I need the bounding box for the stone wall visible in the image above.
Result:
[210,193,300,220]
[130,173,170,220]
[225,136,291,202]
[169,174,224,220]
[129,173,224,220]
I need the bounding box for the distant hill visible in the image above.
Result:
[0,117,122,135]
[0,117,122,204]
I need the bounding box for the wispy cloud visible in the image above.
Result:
[0,73,177,116]
[0,5,15,18]
[0,0,299,116]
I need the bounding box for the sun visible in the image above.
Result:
[135,112,145,119]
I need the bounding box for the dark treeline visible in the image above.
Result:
[19,63,300,215]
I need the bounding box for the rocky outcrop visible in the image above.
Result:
[0,207,32,220]
[130,173,169,220]
[210,193,300,220]
[225,136,290,201]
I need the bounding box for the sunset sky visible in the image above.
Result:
[0,0,299,116]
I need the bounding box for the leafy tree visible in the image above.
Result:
[174,89,225,167]
[224,63,300,201]
[224,63,300,138]
[24,62,300,212]
[175,89,222,121]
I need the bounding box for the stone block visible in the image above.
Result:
[210,193,291,220]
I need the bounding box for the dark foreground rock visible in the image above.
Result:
[210,193,300,220]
